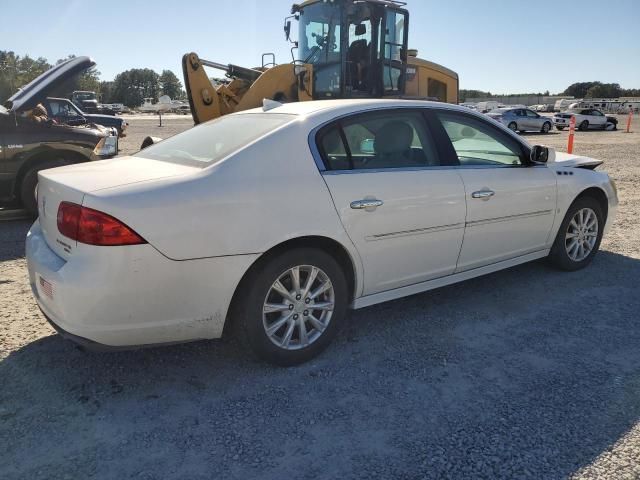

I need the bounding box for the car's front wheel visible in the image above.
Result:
[549,197,604,271]
[507,122,518,132]
[541,122,552,133]
[235,248,348,366]
[579,120,589,131]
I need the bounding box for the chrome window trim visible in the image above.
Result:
[320,164,547,176]
[306,103,534,174]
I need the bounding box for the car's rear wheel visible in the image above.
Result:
[507,122,518,132]
[20,161,64,217]
[579,120,589,131]
[549,197,604,271]
[235,248,348,366]
[541,122,552,133]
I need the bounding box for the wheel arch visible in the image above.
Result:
[575,186,609,221]
[224,235,359,335]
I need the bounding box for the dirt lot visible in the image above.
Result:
[1,114,640,479]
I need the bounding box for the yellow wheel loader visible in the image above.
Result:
[183,0,459,125]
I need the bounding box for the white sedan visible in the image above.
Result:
[553,108,612,131]
[26,99,618,365]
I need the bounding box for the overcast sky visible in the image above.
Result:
[1,0,639,94]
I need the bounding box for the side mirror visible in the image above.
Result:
[530,145,554,164]
[284,20,292,41]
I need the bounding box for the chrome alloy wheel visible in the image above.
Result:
[262,265,335,350]
[565,208,599,262]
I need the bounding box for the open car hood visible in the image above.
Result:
[4,56,95,113]
[554,151,603,169]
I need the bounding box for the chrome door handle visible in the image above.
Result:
[350,199,384,210]
[472,190,495,200]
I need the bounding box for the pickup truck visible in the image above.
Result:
[1,57,118,215]
[45,97,128,136]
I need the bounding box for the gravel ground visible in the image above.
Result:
[1,114,639,479]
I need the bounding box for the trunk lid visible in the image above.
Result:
[37,157,198,260]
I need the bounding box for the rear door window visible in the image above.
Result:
[317,110,440,170]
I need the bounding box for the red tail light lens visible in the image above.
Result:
[57,202,146,246]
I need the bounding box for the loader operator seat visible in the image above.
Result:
[348,39,370,91]
[371,121,428,168]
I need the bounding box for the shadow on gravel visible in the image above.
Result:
[0,219,30,262]
[2,250,640,479]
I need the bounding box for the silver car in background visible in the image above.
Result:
[487,108,553,134]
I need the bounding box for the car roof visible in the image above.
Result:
[238,98,474,119]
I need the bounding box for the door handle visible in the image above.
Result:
[471,190,495,200]
[350,199,384,210]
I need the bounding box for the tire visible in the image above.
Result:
[507,122,518,132]
[548,196,605,271]
[234,247,349,366]
[19,161,64,216]
[579,120,589,131]
[556,126,565,131]
[541,122,552,133]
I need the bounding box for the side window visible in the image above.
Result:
[436,112,524,167]
[427,78,447,102]
[525,109,538,117]
[317,110,440,170]
[318,126,349,170]
[48,101,62,116]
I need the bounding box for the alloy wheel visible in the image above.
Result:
[565,208,599,262]
[262,265,335,350]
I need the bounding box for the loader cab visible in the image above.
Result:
[293,0,409,100]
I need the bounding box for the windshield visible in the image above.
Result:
[298,2,342,96]
[135,113,296,167]
[75,92,96,101]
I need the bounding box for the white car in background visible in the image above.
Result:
[27,99,618,365]
[553,108,615,131]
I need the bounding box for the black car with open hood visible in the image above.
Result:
[1,56,118,215]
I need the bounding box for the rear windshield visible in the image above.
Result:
[135,113,296,167]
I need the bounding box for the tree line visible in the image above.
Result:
[0,51,184,107]
[461,83,640,102]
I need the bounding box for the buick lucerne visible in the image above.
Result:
[26,99,618,365]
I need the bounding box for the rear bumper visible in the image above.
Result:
[26,220,258,348]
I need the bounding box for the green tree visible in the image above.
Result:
[564,82,599,98]
[159,70,182,99]
[99,80,116,104]
[585,83,622,98]
[0,51,51,103]
[112,68,160,107]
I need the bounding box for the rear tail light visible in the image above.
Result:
[57,202,146,246]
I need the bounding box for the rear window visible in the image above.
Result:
[135,113,296,167]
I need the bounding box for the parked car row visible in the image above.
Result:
[482,106,619,135]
